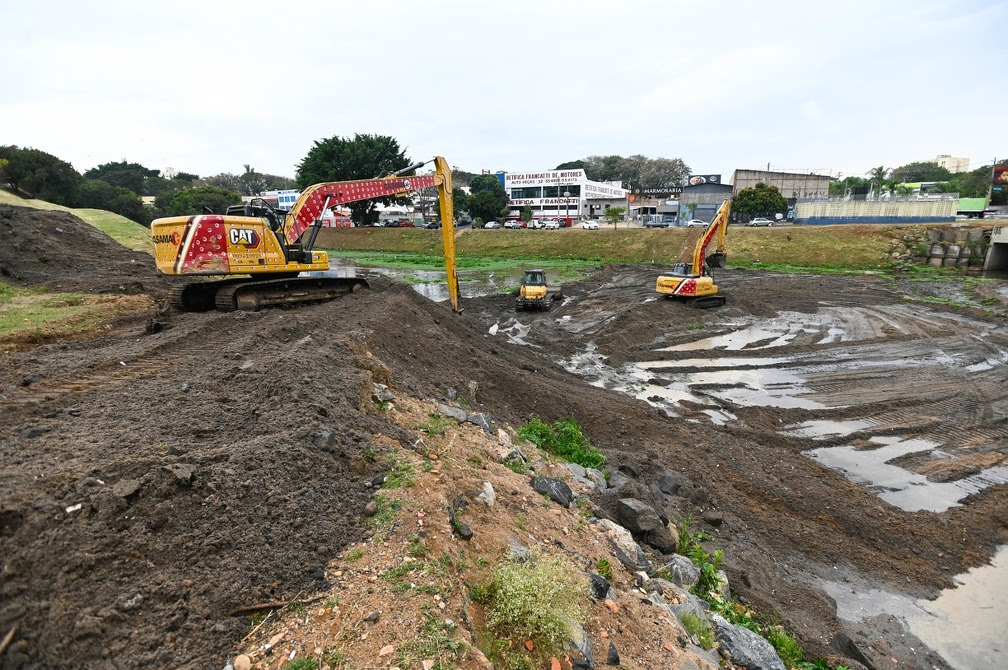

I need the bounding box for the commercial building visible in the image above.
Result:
[730,169,831,201]
[501,169,629,225]
[681,174,733,222]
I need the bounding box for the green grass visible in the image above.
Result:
[0,283,150,341]
[382,456,418,489]
[518,417,605,469]
[0,188,153,253]
[396,607,467,670]
[679,612,715,650]
[313,223,919,271]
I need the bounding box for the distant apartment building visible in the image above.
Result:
[933,154,970,173]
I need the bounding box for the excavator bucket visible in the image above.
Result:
[708,252,726,268]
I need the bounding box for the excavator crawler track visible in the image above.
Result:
[171,277,369,313]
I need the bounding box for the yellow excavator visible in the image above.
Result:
[151,156,461,313]
[655,199,730,308]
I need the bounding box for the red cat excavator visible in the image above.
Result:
[150,156,460,313]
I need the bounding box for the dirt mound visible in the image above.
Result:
[0,205,160,295]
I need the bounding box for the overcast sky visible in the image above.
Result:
[2,0,1005,183]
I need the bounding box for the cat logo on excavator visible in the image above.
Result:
[228,228,261,248]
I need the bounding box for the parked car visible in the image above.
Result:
[483,220,501,229]
[685,219,707,228]
[644,220,668,228]
[748,217,773,226]
[424,221,440,229]
[543,219,561,230]
[504,220,522,229]
[581,219,600,230]
[397,219,414,227]
[527,219,544,229]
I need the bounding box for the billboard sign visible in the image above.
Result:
[994,165,1008,186]
[687,174,722,186]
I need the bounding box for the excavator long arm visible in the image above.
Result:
[692,199,730,273]
[283,156,461,313]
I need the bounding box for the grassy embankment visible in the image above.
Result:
[0,190,154,345]
[315,223,916,273]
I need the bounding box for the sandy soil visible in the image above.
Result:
[1,206,1006,669]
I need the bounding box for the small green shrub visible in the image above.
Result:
[398,607,467,669]
[383,456,417,489]
[679,612,715,650]
[596,558,613,581]
[766,626,804,667]
[344,547,364,562]
[285,659,317,670]
[481,556,587,660]
[518,417,605,469]
[503,456,528,474]
[420,412,449,436]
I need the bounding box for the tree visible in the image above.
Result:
[467,174,508,222]
[520,204,533,225]
[867,166,888,193]
[157,186,242,217]
[947,165,995,198]
[200,173,242,192]
[603,206,625,229]
[889,161,952,183]
[173,172,199,183]
[732,182,788,219]
[452,187,469,216]
[84,161,160,195]
[1,147,81,205]
[237,164,267,196]
[77,180,148,224]
[639,158,690,189]
[297,133,410,226]
[554,160,587,172]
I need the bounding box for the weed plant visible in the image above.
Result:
[478,555,588,665]
[518,417,605,469]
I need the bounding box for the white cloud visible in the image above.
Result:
[1,0,1005,179]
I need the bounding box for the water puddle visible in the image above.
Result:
[637,357,787,370]
[488,320,536,347]
[807,436,1008,512]
[632,360,824,410]
[318,262,518,302]
[822,544,1008,670]
[783,419,875,440]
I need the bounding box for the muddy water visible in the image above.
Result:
[822,544,1008,670]
[318,262,519,301]
[552,301,1008,667]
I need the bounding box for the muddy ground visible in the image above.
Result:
[1,205,1006,669]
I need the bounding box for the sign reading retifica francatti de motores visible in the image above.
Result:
[505,170,586,187]
[504,170,629,197]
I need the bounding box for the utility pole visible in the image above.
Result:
[987,157,997,207]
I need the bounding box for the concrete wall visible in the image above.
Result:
[984,226,1008,272]
[794,199,956,225]
[731,170,831,199]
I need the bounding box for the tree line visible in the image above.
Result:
[0,145,297,226]
[832,161,1005,205]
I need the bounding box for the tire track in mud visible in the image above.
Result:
[0,316,229,410]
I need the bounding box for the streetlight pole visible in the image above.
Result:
[564,190,570,227]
